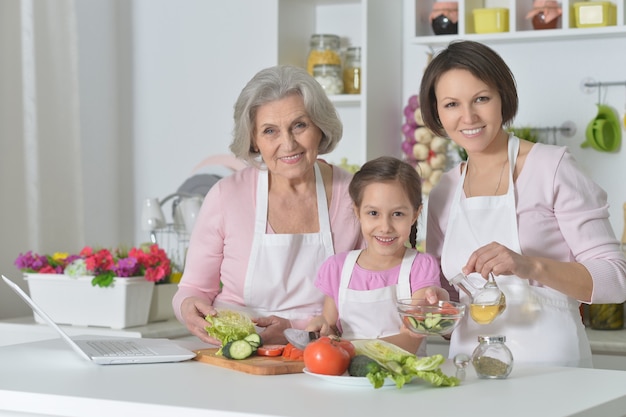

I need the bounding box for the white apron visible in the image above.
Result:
[441,136,591,367]
[215,163,334,322]
[338,249,426,356]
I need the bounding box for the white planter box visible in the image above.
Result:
[148,283,177,323]
[24,273,154,329]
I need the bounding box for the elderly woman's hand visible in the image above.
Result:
[253,315,291,345]
[180,296,221,346]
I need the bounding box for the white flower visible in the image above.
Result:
[64,259,87,278]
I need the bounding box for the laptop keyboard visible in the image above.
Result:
[86,340,157,357]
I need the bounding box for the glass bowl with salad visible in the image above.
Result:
[397,299,465,336]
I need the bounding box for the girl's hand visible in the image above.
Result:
[423,286,451,304]
[305,316,336,336]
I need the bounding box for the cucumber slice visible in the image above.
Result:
[222,340,254,360]
[244,333,262,349]
[407,316,419,329]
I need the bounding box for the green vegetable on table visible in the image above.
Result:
[204,309,258,356]
[222,339,256,360]
[348,355,381,377]
[407,313,456,333]
[351,339,460,389]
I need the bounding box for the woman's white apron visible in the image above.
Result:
[441,136,591,367]
[215,163,334,323]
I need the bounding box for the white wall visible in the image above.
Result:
[76,0,135,249]
[131,0,279,245]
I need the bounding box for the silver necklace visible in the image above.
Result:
[466,158,507,197]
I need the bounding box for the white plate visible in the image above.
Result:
[302,368,395,387]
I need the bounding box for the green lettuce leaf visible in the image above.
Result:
[204,310,256,354]
[352,339,460,389]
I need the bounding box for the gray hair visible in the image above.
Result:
[230,65,343,167]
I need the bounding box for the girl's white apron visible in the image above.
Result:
[338,249,426,356]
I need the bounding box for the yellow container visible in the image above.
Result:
[473,8,509,34]
[573,2,616,28]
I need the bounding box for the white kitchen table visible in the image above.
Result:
[1,336,626,417]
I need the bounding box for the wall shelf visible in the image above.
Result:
[410,0,626,47]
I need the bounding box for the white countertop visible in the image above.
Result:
[0,317,191,347]
[427,327,626,355]
[1,336,626,417]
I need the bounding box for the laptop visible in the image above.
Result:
[2,274,197,365]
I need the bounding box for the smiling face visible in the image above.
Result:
[253,94,322,182]
[355,180,419,263]
[435,69,507,154]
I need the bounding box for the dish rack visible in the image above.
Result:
[147,192,202,280]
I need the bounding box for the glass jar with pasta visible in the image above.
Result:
[307,34,341,76]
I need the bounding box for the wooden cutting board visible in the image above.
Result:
[194,348,305,375]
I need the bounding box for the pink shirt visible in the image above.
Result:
[315,250,441,308]
[172,163,364,323]
[426,142,626,303]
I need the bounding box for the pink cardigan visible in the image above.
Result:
[426,142,626,303]
[172,163,364,324]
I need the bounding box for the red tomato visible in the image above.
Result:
[257,345,285,357]
[335,337,356,358]
[303,336,352,376]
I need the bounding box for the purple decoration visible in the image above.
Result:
[402,122,417,140]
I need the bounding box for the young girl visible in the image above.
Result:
[307,156,449,354]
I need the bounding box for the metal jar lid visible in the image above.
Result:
[477,335,506,343]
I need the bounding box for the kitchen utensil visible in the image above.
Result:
[453,353,470,381]
[450,273,506,325]
[397,299,465,336]
[140,198,166,232]
[178,196,203,234]
[194,348,304,375]
[582,103,622,152]
[302,368,395,386]
[283,328,320,350]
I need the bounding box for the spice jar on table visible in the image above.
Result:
[472,335,513,379]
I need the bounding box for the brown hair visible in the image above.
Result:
[349,156,423,247]
[419,40,518,138]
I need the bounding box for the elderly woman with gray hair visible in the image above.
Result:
[173,65,364,345]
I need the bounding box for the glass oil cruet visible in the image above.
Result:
[449,273,506,324]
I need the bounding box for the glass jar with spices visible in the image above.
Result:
[343,46,361,94]
[313,64,343,95]
[471,335,513,379]
[307,34,341,76]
